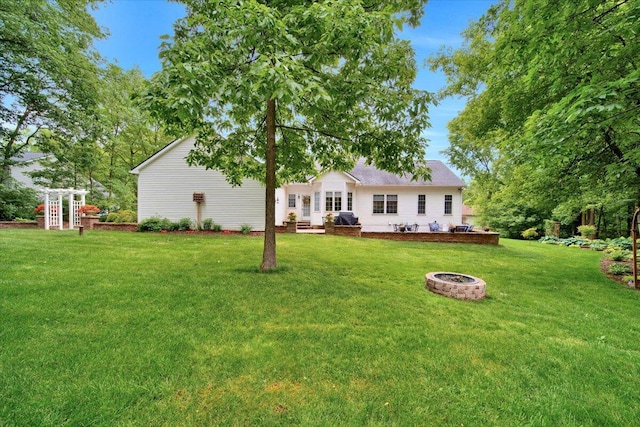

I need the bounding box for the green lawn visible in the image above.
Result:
[2,230,640,426]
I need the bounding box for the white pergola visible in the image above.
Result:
[41,188,88,230]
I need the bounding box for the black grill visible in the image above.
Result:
[334,212,359,225]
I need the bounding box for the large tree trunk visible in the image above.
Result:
[261,98,277,271]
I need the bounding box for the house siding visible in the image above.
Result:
[354,186,462,232]
[134,137,265,231]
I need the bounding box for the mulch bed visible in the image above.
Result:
[600,257,635,287]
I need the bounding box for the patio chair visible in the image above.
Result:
[428,222,440,232]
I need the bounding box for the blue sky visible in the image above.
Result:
[91,0,495,169]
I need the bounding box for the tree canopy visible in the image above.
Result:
[0,0,104,184]
[145,0,433,269]
[430,0,640,237]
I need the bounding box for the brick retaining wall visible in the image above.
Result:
[362,231,499,245]
[92,222,138,232]
[0,221,38,229]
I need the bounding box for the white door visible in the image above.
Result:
[302,195,311,219]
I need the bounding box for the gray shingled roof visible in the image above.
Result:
[10,152,47,162]
[349,159,464,187]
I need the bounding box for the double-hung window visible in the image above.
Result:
[373,194,397,214]
[386,195,398,214]
[444,195,452,215]
[373,195,385,213]
[288,194,296,208]
[418,194,426,214]
[325,191,342,212]
[334,191,342,211]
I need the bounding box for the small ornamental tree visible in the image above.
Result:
[144,0,432,270]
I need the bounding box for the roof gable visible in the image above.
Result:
[130,135,193,174]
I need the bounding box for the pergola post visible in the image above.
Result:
[44,192,50,230]
[58,193,64,230]
[68,189,75,230]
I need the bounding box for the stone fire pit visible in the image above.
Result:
[425,272,486,300]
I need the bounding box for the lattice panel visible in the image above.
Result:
[73,200,82,226]
[49,202,60,227]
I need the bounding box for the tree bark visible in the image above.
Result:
[261,98,277,271]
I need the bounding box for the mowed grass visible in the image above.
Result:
[2,230,640,426]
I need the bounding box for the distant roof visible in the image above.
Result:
[349,159,464,187]
[11,152,48,162]
[462,204,475,216]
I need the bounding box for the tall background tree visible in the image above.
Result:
[430,0,639,237]
[0,0,104,183]
[144,0,433,270]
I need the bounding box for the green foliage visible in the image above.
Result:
[137,217,177,232]
[521,227,539,240]
[105,212,119,223]
[607,237,634,251]
[0,0,103,185]
[577,225,597,239]
[144,0,432,270]
[106,210,137,223]
[240,224,253,235]
[607,250,631,262]
[178,218,193,231]
[3,232,640,425]
[0,179,38,221]
[201,218,213,231]
[212,223,222,232]
[608,263,630,276]
[431,0,640,241]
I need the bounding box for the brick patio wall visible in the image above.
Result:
[361,231,499,245]
[92,222,138,232]
[0,221,38,229]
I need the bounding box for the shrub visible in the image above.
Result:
[178,218,193,231]
[577,225,597,239]
[609,263,630,275]
[240,224,252,234]
[521,227,539,240]
[137,217,164,232]
[607,249,631,262]
[202,218,213,231]
[0,179,38,221]
[105,212,119,223]
[589,240,608,251]
[539,235,561,244]
[212,223,222,232]
[115,210,136,223]
[607,237,633,251]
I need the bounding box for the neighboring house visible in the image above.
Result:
[462,204,476,226]
[131,136,465,231]
[7,152,50,189]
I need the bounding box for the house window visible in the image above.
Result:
[373,195,385,214]
[288,194,296,208]
[418,194,426,214]
[325,191,341,212]
[373,194,397,214]
[386,195,398,214]
[325,192,333,211]
[314,192,320,212]
[444,194,452,215]
[347,192,353,211]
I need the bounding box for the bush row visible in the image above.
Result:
[137,217,253,234]
[538,235,634,251]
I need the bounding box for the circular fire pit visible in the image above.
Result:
[425,272,486,300]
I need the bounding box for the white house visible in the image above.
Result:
[131,136,465,231]
[7,152,50,189]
